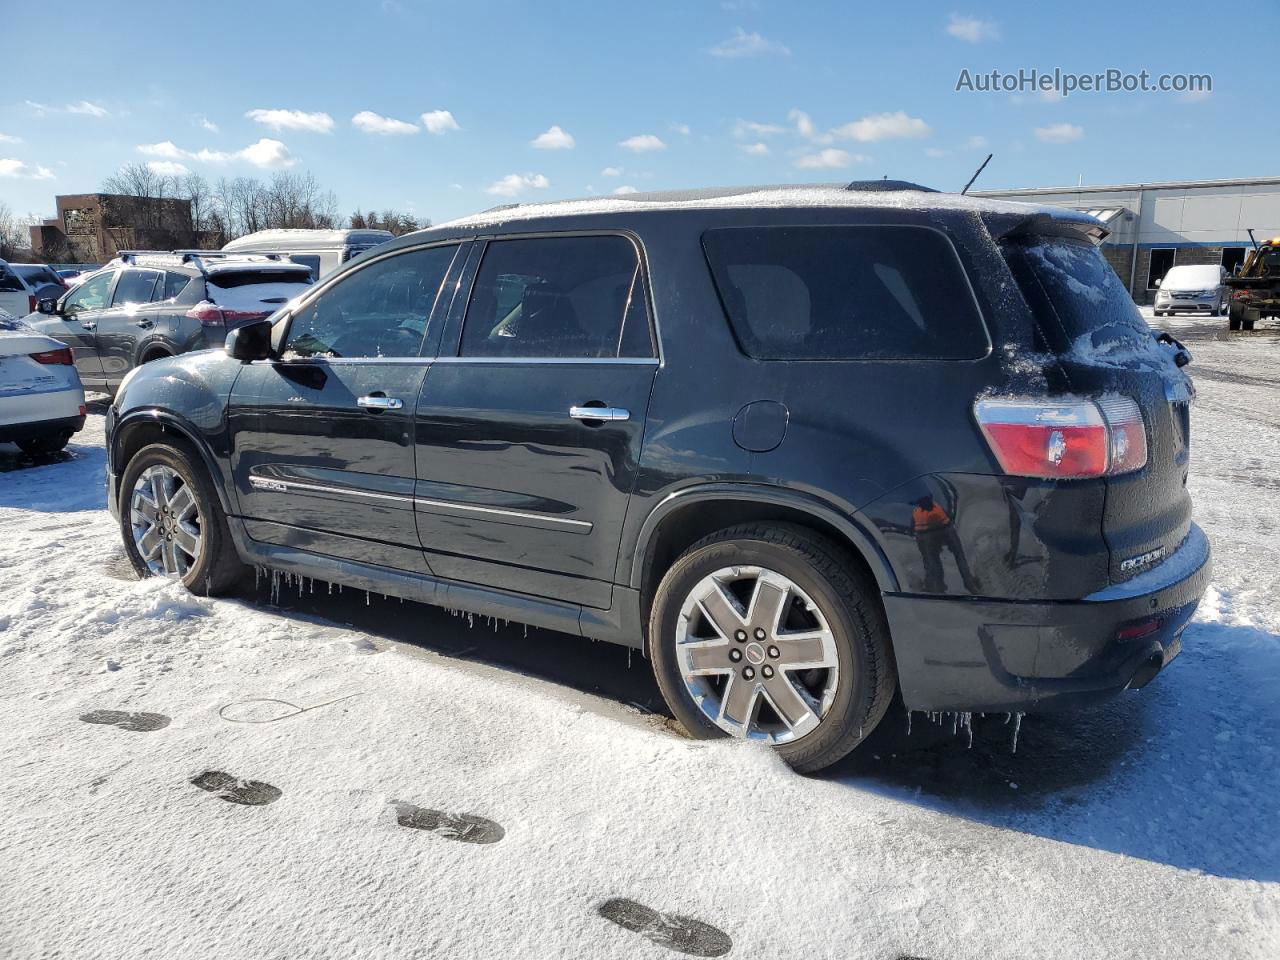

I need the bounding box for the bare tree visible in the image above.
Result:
[0,202,28,260]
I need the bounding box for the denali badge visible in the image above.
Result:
[250,477,289,493]
[1121,546,1166,572]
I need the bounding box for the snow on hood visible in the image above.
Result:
[1160,265,1222,291]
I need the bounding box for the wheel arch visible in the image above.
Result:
[628,484,899,625]
[111,410,233,516]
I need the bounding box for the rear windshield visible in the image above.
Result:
[208,269,312,289]
[1003,236,1152,354]
[12,265,54,283]
[702,225,988,360]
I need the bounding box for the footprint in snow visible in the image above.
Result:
[190,770,282,806]
[80,710,171,732]
[598,898,732,957]
[392,801,505,844]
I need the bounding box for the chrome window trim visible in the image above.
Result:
[248,475,592,531]
[429,356,658,366]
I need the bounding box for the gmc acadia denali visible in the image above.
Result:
[104,182,1210,772]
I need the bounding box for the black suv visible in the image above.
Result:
[104,183,1210,772]
[30,251,313,394]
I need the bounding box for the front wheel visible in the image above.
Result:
[119,442,245,595]
[648,524,896,773]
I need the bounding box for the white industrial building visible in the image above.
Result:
[973,176,1280,303]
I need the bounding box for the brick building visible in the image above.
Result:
[972,176,1280,303]
[29,193,195,263]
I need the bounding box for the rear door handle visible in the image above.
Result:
[358,395,403,410]
[80,321,97,330]
[570,405,630,422]
[134,318,153,328]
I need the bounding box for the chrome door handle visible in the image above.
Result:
[80,321,97,330]
[570,405,630,422]
[134,319,153,328]
[357,395,403,410]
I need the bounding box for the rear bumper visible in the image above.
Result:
[0,411,85,444]
[884,523,1211,713]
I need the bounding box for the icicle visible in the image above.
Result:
[1011,712,1023,753]
[905,709,913,736]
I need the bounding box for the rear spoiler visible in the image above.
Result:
[983,210,1110,246]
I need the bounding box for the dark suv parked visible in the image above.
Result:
[30,251,312,394]
[104,183,1210,772]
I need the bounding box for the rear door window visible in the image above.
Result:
[459,235,653,359]
[702,225,988,360]
[0,267,23,293]
[111,269,162,306]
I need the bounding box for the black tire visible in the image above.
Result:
[1228,304,1244,331]
[17,431,71,456]
[648,523,897,773]
[118,441,245,596]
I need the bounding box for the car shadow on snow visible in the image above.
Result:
[826,620,1280,884]
[224,568,1280,885]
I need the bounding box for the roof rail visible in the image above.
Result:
[116,248,286,276]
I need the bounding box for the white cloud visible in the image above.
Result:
[137,141,186,159]
[612,185,639,195]
[966,134,989,149]
[245,108,334,133]
[0,133,23,144]
[421,110,460,134]
[0,158,54,180]
[66,100,108,117]
[1039,88,1064,104]
[138,137,296,169]
[833,111,931,142]
[733,119,786,138]
[789,109,816,138]
[619,134,665,152]
[531,125,575,150]
[740,142,770,155]
[239,138,297,168]
[1034,122,1084,143]
[710,27,790,58]
[945,14,1000,43]
[600,166,623,177]
[670,123,691,136]
[352,110,419,135]
[198,116,219,133]
[485,173,550,197]
[146,160,191,177]
[795,148,866,169]
[925,147,951,158]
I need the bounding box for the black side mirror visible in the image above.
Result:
[226,318,274,362]
[37,298,58,315]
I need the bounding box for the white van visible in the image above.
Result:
[1153,263,1230,317]
[221,228,394,281]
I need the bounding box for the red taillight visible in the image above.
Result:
[185,302,269,328]
[28,295,36,314]
[30,347,74,365]
[974,395,1148,480]
[1116,617,1162,641]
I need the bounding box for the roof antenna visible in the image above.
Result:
[961,153,993,195]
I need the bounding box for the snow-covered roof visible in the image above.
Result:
[222,228,394,252]
[436,182,1087,231]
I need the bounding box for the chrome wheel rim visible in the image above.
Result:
[676,566,839,743]
[129,465,202,578]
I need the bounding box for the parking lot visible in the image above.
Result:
[0,310,1277,960]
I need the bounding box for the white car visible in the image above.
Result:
[0,259,39,319]
[0,309,87,455]
[1153,264,1230,317]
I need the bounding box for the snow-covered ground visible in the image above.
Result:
[1,310,1277,959]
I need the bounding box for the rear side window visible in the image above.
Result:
[0,267,22,292]
[290,255,322,281]
[702,225,988,360]
[460,235,653,359]
[111,269,161,306]
[163,272,192,300]
[1003,237,1151,353]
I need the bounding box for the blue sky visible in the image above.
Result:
[0,0,1267,225]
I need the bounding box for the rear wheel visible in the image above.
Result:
[1229,304,1244,331]
[648,524,896,773]
[17,431,71,456]
[119,442,244,595]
